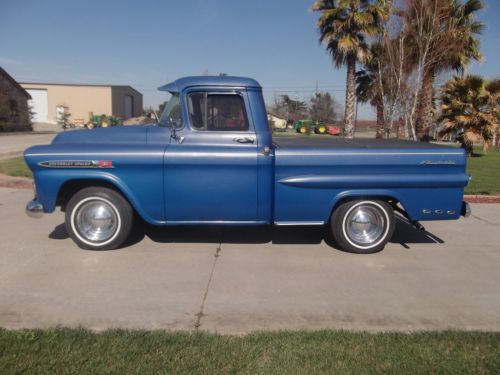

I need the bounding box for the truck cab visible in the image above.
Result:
[154,77,274,224]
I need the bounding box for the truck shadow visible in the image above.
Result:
[391,216,444,249]
[49,214,444,250]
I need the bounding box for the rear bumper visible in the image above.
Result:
[461,201,471,218]
[26,199,44,218]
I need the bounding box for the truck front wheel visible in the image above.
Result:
[65,187,133,250]
[330,199,395,254]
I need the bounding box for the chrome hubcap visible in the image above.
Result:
[345,204,385,246]
[75,200,118,243]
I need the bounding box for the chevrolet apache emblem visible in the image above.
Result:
[38,160,114,168]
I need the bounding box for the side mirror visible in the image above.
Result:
[169,117,184,144]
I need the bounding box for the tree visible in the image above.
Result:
[404,0,484,139]
[309,92,338,123]
[439,75,499,156]
[356,43,386,138]
[56,105,71,130]
[312,0,389,138]
[0,96,32,132]
[272,95,308,123]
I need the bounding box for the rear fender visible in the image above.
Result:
[328,188,464,222]
[327,190,404,221]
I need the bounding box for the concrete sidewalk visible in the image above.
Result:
[0,187,499,333]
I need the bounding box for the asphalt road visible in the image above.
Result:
[0,187,499,333]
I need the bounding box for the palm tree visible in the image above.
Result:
[312,0,389,138]
[356,43,385,138]
[407,0,484,139]
[439,75,499,156]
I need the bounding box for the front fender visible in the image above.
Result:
[34,170,165,225]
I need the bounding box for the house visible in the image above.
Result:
[0,67,32,132]
[267,111,288,130]
[19,82,143,125]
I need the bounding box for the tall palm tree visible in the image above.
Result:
[312,0,389,138]
[356,43,385,138]
[408,0,484,139]
[439,75,499,156]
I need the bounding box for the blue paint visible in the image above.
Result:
[24,76,469,228]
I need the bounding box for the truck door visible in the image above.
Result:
[164,90,259,223]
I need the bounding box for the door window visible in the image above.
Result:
[187,93,249,131]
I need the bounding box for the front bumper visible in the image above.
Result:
[461,201,471,218]
[26,199,44,218]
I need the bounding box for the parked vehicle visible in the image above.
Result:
[86,113,122,129]
[295,119,327,134]
[326,125,341,136]
[24,76,471,253]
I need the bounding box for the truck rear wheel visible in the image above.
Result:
[65,187,133,250]
[330,199,395,254]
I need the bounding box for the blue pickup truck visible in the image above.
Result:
[24,76,470,253]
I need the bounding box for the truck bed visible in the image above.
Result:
[271,135,467,224]
[272,136,454,150]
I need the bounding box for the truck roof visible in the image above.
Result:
[158,76,261,93]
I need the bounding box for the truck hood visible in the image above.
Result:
[52,125,151,145]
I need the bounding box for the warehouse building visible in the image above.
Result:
[19,82,143,125]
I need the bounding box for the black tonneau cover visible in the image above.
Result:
[272,136,453,150]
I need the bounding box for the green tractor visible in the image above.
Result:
[294,119,327,135]
[86,113,123,129]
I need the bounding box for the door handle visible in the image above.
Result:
[233,137,255,144]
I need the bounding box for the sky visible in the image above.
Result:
[1,0,499,120]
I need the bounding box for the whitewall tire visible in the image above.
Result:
[330,199,395,254]
[65,187,133,250]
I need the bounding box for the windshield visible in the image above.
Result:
[159,93,182,128]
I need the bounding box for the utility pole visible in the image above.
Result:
[315,80,319,95]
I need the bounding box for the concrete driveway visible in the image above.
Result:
[0,187,499,333]
[0,132,57,158]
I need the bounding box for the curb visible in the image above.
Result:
[464,195,500,204]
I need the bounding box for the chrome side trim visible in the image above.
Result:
[165,220,268,225]
[278,173,469,189]
[274,221,325,226]
[277,151,464,156]
[25,152,163,157]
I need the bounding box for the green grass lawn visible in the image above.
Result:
[0,156,32,178]
[464,147,500,195]
[0,329,498,374]
[1,147,499,194]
